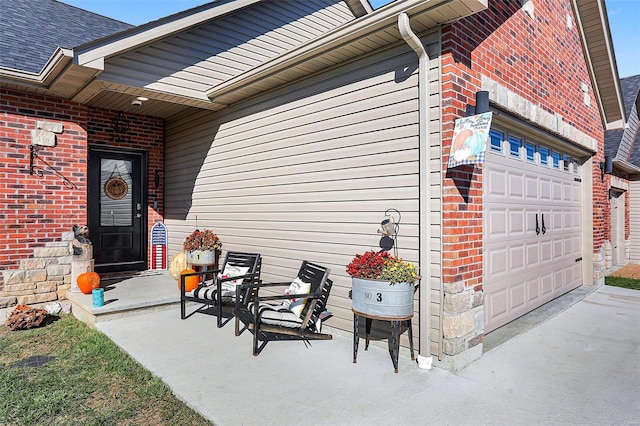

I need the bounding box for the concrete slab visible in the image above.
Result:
[97,285,640,425]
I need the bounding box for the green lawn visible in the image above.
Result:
[605,276,640,291]
[0,315,211,426]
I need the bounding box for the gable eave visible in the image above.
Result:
[572,0,626,130]
[0,48,82,94]
[206,0,488,104]
[74,0,264,70]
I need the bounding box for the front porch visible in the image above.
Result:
[66,270,179,326]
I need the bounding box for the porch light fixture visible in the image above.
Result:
[599,155,613,181]
[378,208,401,257]
[132,96,148,106]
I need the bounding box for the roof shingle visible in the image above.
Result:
[0,0,133,73]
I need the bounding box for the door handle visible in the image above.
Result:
[535,213,540,235]
[541,213,546,235]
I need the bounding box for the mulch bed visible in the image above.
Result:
[610,264,640,279]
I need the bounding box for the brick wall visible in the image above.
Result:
[0,88,164,304]
[441,0,605,287]
[437,0,606,366]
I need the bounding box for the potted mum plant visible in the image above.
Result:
[346,250,419,318]
[183,229,222,265]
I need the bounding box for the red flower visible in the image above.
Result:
[346,251,391,279]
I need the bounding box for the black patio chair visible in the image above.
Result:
[234,261,332,355]
[180,251,261,327]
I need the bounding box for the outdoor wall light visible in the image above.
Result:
[599,155,613,181]
[378,208,401,257]
[475,91,489,114]
[465,91,490,116]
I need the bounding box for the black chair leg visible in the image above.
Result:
[407,319,415,361]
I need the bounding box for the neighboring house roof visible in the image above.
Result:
[605,75,640,172]
[0,0,132,74]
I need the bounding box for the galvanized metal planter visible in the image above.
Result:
[351,277,414,319]
[186,249,217,265]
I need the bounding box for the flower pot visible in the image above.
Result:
[186,250,217,265]
[351,277,414,319]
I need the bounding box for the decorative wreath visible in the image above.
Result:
[104,177,128,200]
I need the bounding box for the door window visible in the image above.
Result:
[100,159,133,226]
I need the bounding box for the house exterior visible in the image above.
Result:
[0,0,625,370]
[604,75,640,265]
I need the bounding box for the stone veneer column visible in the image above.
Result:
[436,280,484,371]
[0,231,74,308]
[592,245,606,286]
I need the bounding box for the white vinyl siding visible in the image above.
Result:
[165,36,442,355]
[99,0,356,98]
[629,180,640,262]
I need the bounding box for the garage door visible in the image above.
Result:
[483,129,582,333]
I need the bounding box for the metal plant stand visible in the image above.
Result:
[352,310,415,373]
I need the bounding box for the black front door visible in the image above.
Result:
[88,146,147,273]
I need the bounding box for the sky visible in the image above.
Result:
[62,0,639,78]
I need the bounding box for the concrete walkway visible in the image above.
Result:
[95,284,640,425]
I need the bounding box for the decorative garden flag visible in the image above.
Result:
[448,112,493,168]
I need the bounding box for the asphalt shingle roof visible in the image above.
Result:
[604,75,640,165]
[0,0,133,73]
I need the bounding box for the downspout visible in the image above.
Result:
[398,13,433,369]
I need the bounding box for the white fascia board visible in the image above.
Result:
[572,0,626,130]
[613,158,640,174]
[205,0,488,100]
[74,0,264,69]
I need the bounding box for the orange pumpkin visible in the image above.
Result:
[178,268,199,292]
[77,271,100,294]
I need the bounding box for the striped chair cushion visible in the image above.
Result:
[249,302,303,329]
[190,282,236,303]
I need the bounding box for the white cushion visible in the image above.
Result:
[283,277,311,317]
[219,264,250,286]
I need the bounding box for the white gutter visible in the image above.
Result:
[398,12,433,369]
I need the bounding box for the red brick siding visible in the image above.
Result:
[0,88,164,275]
[441,0,605,285]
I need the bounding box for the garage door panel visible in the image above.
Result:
[488,247,507,276]
[540,179,551,199]
[510,244,525,271]
[541,273,553,296]
[487,169,507,197]
[526,277,539,303]
[554,269,564,291]
[484,147,582,333]
[540,240,553,261]
[552,181,562,200]
[510,282,526,310]
[510,209,525,234]
[509,173,524,198]
[526,242,539,265]
[525,176,538,199]
[487,209,507,237]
